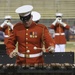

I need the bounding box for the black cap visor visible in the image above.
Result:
[20,14,31,22]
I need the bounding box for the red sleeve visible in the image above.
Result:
[6,29,17,55]
[43,26,55,48]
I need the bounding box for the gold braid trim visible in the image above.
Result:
[8,26,10,36]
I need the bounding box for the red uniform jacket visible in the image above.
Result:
[6,21,55,65]
[0,25,12,45]
[50,22,70,44]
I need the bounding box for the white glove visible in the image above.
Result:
[9,50,18,58]
[56,17,62,22]
[7,22,13,29]
[0,20,8,27]
[47,46,55,52]
[59,21,67,27]
[52,18,59,25]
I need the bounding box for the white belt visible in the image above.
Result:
[3,33,9,37]
[55,33,65,35]
[17,52,43,58]
[4,35,9,37]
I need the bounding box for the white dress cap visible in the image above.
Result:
[15,5,33,16]
[31,11,41,21]
[4,15,12,19]
[56,13,63,17]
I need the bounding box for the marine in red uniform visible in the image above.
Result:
[50,13,70,52]
[31,11,41,23]
[0,15,13,45]
[6,5,55,65]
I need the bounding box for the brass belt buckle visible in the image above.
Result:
[25,54,29,58]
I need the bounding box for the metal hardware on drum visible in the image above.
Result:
[0,63,74,75]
